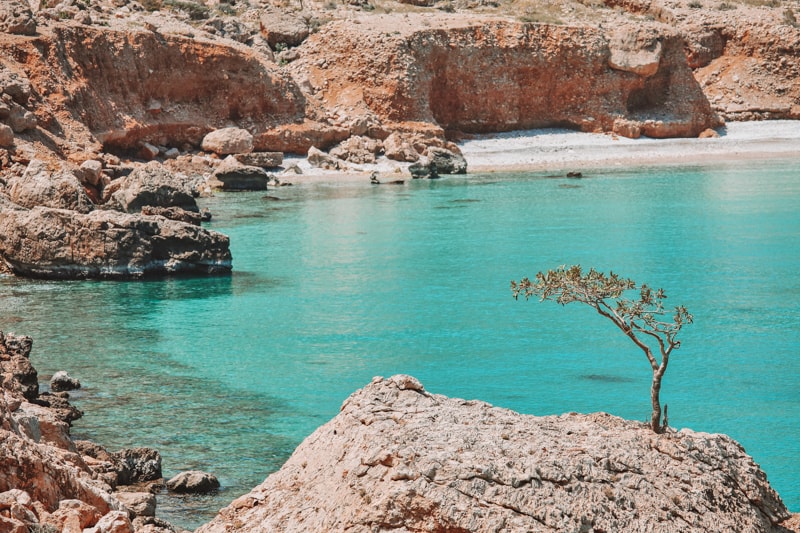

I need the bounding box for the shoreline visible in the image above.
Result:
[278,120,800,184]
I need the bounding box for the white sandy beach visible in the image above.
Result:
[280,120,800,182]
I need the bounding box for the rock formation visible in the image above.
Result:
[198,375,794,533]
[0,331,175,532]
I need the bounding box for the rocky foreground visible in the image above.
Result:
[198,374,797,532]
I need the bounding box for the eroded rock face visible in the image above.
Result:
[198,375,791,533]
[104,161,198,213]
[5,160,94,214]
[0,205,231,279]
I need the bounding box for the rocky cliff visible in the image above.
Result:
[198,375,796,532]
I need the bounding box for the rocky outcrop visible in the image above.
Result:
[103,161,198,214]
[0,204,231,279]
[5,159,94,214]
[198,375,792,533]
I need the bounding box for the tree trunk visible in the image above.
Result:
[650,373,663,433]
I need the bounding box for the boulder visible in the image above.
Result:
[7,105,37,133]
[114,492,156,517]
[201,128,254,156]
[77,160,104,187]
[197,375,791,533]
[166,471,220,494]
[382,133,420,162]
[105,162,198,213]
[259,13,309,48]
[0,124,13,147]
[427,147,467,174]
[408,158,438,179]
[6,160,94,214]
[307,146,340,170]
[49,371,81,393]
[211,157,269,191]
[0,206,232,279]
[0,0,36,36]
[112,448,162,485]
[329,136,382,164]
[607,27,664,77]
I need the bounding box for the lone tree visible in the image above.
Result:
[511,265,693,433]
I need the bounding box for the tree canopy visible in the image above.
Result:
[512,265,693,433]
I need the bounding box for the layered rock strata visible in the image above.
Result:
[198,375,793,533]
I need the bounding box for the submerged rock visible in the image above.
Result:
[198,375,791,533]
[166,470,220,494]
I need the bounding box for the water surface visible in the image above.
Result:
[2,159,798,528]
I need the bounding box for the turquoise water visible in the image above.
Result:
[1,159,799,529]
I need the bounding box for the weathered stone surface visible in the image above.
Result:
[105,161,198,213]
[141,205,202,226]
[0,0,36,36]
[166,470,220,494]
[307,146,340,170]
[77,159,104,187]
[112,448,162,485]
[198,375,791,533]
[201,128,254,156]
[427,146,467,174]
[0,206,232,279]
[0,124,13,147]
[49,370,81,393]
[607,27,663,77]
[115,491,156,517]
[210,157,270,190]
[5,160,94,214]
[329,136,382,164]
[408,158,439,179]
[259,13,310,48]
[382,132,420,162]
[233,151,283,168]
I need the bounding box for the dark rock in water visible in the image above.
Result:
[167,470,221,494]
[427,147,467,174]
[113,447,163,485]
[408,159,439,179]
[566,171,583,178]
[0,206,232,279]
[211,157,270,190]
[49,370,81,392]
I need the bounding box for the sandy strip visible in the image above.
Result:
[278,121,800,184]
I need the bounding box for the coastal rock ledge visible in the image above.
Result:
[199,375,794,533]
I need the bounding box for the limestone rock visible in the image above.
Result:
[408,157,439,179]
[106,162,198,214]
[0,124,13,148]
[166,470,220,494]
[329,136,382,164]
[607,27,664,77]
[77,160,104,187]
[198,376,791,533]
[0,206,232,279]
[613,118,643,139]
[210,156,270,190]
[0,0,36,36]
[115,491,156,517]
[141,205,202,226]
[307,146,341,170]
[112,448,162,485]
[259,13,309,48]
[427,146,467,174]
[201,128,254,156]
[6,160,94,214]
[382,133,420,162]
[49,371,81,393]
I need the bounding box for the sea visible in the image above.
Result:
[1,158,798,530]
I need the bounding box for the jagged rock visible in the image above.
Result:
[427,147,467,174]
[0,0,36,36]
[43,499,103,531]
[382,133,420,162]
[0,206,232,279]
[0,68,32,105]
[201,128,254,156]
[113,448,162,485]
[115,491,156,517]
[166,471,220,494]
[91,510,133,533]
[5,160,94,214]
[197,376,791,533]
[329,136,382,164]
[105,161,198,213]
[234,152,284,168]
[408,158,439,179]
[259,13,310,48]
[50,371,81,393]
[210,156,269,190]
[77,160,104,187]
[0,332,38,400]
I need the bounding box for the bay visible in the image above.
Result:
[1,159,798,529]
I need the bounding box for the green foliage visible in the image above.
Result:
[512,265,692,433]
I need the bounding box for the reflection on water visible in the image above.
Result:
[2,159,799,528]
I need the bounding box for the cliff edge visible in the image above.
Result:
[198,374,795,533]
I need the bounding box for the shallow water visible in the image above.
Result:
[2,160,799,529]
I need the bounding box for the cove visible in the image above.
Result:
[1,159,798,529]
